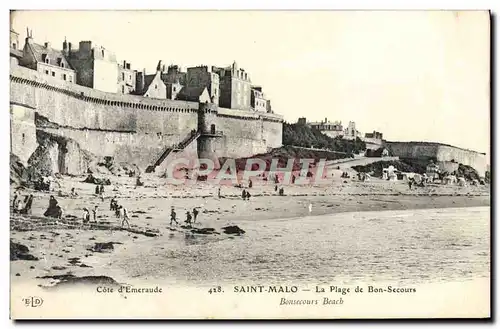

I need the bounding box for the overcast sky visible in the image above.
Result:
[11,10,490,154]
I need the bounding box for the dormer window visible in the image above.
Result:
[42,54,49,64]
[57,58,64,67]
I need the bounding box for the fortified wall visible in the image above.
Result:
[386,141,488,176]
[10,65,283,174]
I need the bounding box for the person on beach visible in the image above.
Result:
[118,205,130,229]
[193,208,199,223]
[110,196,118,211]
[92,205,99,222]
[308,203,312,214]
[248,179,253,188]
[408,178,413,190]
[44,196,63,218]
[15,198,24,214]
[100,184,105,195]
[70,187,78,197]
[12,191,19,210]
[82,208,91,224]
[217,187,221,199]
[185,211,193,228]
[95,185,100,195]
[115,204,121,218]
[170,207,179,226]
[279,187,284,196]
[274,185,278,192]
[246,190,251,201]
[242,189,247,200]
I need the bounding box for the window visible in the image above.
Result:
[155,84,157,89]
[12,43,16,49]
[52,71,55,77]
[45,70,49,75]
[69,76,72,82]
[122,72,125,80]
[173,86,176,92]
[101,50,105,57]
[122,85,125,94]
[63,74,67,80]
[22,133,25,145]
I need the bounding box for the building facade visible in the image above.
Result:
[309,118,344,138]
[66,40,119,93]
[344,121,361,140]
[213,61,251,110]
[186,66,220,105]
[118,60,137,94]
[19,30,76,83]
[250,86,267,112]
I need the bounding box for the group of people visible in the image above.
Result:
[12,191,34,215]
[241,189,251,200]
[170,206,199,228]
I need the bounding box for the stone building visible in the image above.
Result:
[133,62,167,99]
[365,131,383,140]
[66,40,118,93]
[18,29,76,83]
[10,28,23,65]
[10,28,19,51]
[344,121,361,140]
[118,60,136,94]
[266,99,273,113]
[250,86,268,112]
[213,61,251,110]
[161,64,187,85]
[186,66,220,105]
[309,118,344,138]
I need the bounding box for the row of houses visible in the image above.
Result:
[298,117,383,142]
[9,28,273,113]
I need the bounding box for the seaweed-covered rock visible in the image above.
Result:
[222,225,245,235]
[88,242,122,252]
[82,174,111,185]
[10,240,39,261]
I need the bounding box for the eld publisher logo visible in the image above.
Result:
[22,296,43,308]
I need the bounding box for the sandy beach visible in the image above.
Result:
[10,165,490,289]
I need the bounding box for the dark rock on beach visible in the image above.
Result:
[222,226,246,235]
[88,242,123,253]
[10,240,39,261]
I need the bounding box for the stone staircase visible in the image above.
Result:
[145,130,201,173]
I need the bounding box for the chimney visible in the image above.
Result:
[25,27,33,45]
[136,68,145,92]
[162,64,166,72]
[126,63,130,70]
[68,42,72,56]
[123,60,126,68]
[324,117,327,123]
[156,60,162,72]
[44,42,51,48]
[63,37,67,52]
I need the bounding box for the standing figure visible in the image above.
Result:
[248,179,253,189]
[92,205,99,222]
[170,207,179,225]
[12,191,19,210]
[245,190,251,201]
[193,208,199,223]
[82,208,91,224]
[95,185,100,195]
[119,205,130,229]
[185,211,193,227]
[217,187,221,199]
[110,196,118,211]
[241,189,247,200]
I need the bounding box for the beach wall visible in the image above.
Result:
[10,103,38,165]
[386,141,488,176]
[10,64,283,172]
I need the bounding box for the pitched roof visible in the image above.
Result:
[176,86,207,102]
[10,48,23,59]
[27,42,73,70]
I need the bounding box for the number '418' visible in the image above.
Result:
[208,286,223,294]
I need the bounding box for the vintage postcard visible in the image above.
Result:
[9,10,490,319]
